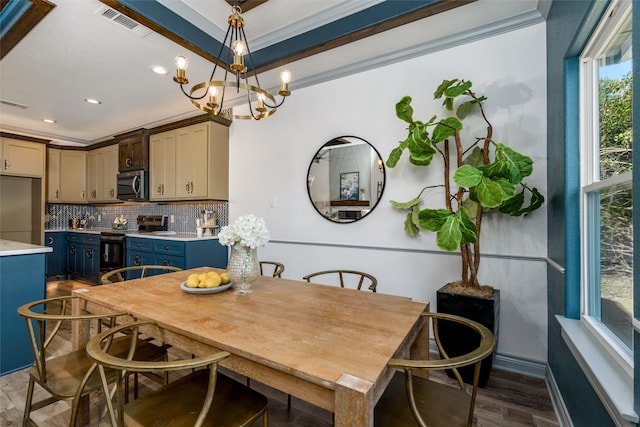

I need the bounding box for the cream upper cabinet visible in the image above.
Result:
[102,145,118,202]
[46,148,61,202]
[150,121,228,201]
[87,145,118,203]
[60,150,87,203]
[0,138,45,178]
[150,131,177,200]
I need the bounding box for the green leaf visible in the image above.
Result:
[475,177,505,208]
[444,80,472,98]
[457,208,477,244]
[403,211,420,236]
[495,177,517,200]
[436,215,462,252]
[494,143,534,183]
[407,126,435,166]
[390,196,421,210]
[418,208,453,232]
[432,117,462,144]
[386,146,404,168]
[434,79,458,99]
[456,100,474,119]
[395,96,414,123]
[499,188,545,216]
[461,198,479,219]
[462,146,485,168]
[453,165,483,188]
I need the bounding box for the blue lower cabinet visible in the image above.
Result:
[45,232,66,278]
[125,237,227,275]
[66,233,100,284]
[1,253,47,375]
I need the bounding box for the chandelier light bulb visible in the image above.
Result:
[279,69,292,96]
[174,55,189,84]
[232,40,247,56]
[256,93,266,112]
[280,70,291,84]
[207,85,219,109]
[175,55,188,70]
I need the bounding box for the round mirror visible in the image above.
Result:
[307,136,386,223]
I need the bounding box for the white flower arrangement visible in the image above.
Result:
[218,214,269,249]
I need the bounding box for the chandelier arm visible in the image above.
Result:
[240,26,262,90]
[180,84,208,101]
[210,23,234,82]
[262,96,287,109]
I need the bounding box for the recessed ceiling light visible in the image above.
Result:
[42,118,56,124]
[152,65,168,75]
[85,98,102,105]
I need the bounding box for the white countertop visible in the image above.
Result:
[0,239,53,257]
[45,228,220,242]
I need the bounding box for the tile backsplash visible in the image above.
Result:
[45,202,228,233]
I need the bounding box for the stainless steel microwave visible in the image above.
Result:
[117,170,148,201]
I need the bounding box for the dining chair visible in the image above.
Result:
[374,312,496,427]
[302,269,378,292]
[100,265,182,284]
[259,260,285,278]
[86,320,269,427]
[17,295,169,427]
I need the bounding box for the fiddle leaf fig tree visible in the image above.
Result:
[387,79,544,293]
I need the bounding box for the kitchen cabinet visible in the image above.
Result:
[46,148,61,202]
[59,150,87,203]
[1,250,47,374]
[67,232,99,283]
[126,237,227,279]
[149,131,176,200]
[118,132,149,172]
[45,231,66,278]
[0,137,45,178]
[150,121,228,201]
[87,145,118,202]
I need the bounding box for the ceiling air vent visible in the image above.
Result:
[95,6,153,38]
[0,99,29,109]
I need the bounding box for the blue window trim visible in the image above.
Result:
[564,57,581,320]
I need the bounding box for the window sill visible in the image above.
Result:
[556,315,637,426]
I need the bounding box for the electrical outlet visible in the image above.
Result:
[170,215,175,223]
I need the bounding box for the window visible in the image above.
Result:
[580,0,633,366]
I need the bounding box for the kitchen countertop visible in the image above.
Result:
[44,228,220,242]
[0,239,53,257]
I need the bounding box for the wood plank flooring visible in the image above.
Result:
[0,280,560,426]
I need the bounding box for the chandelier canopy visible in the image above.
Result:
[173,2,291,120]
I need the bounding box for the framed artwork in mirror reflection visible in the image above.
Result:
[340,172,359,200]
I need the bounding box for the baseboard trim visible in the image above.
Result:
[545,366,574,427]
[429,339,547,378]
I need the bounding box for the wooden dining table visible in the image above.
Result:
[72,267,428,427]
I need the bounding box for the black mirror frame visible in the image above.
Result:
[306,135,386,224]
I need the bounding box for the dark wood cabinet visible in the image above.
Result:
[118,131,149,172]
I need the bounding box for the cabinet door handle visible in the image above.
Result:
[185,183,190,193]
[162,259,169,266]
[190,181,194,193]
[126,158,132,167]
[164,245,169,251]
[162,184,164,195]
[86,249,92,258]
[109,188,115,197]
[70,247,76,255]
[92,190,97,199]
[133,255,141,266]
[55,190,59,199]
[48,236,54,245]
[3,159,9,170]
[81,191,86,199]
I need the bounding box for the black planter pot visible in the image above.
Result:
[436,285,500,388]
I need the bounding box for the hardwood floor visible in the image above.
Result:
[0,280,560,426]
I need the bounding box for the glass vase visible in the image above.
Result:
[227,244,260,295]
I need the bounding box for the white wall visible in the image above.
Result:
[227,23,548,365]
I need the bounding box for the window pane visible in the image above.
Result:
[597,13,632,181]
[591,182,633,348]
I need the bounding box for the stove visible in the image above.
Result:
[137,215,168,233]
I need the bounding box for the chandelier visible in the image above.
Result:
[173,2,291,121]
